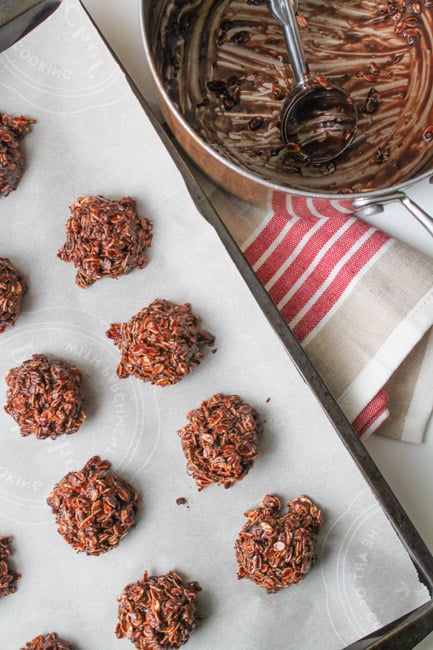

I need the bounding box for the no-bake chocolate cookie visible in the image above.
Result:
[178,393,261,490]
[0,113,35,197]
[4,354,86,440]
[57,195,153,288]
[0,257,26,333]
[235,494,322,593]
[20,633,73,650]
[116,570,202,650]
[0,535,20,598]
[47,456,139,556]
[107,298,215,386]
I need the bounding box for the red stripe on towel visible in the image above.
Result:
[353,390,390,438]
[267,213,356,305]
[290,228,389,340]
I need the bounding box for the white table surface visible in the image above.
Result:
[80,2,433,647]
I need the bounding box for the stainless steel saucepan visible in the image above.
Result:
[141,0,433,235]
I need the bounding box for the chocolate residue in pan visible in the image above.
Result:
[154,0,433,193]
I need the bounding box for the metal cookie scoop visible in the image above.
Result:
[267,0,357,164]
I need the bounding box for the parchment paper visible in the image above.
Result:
[0,2,429,648]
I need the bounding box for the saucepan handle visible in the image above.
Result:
[352,191,433,238]
[399,194,433,237]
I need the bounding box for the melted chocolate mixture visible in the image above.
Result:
[151,0,433,194]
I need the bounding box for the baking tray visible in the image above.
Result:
[127,19,433,650]
[0,2,431,647]
[137,90,433,650]
[146,121,433,650]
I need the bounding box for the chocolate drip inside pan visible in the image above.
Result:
[151,0,433,194]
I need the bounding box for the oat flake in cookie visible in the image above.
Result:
[20,632,73,650]
[0,257,26,333]
[0,113,35,197]
[4,354,86,440]
[107,298,215,386]
[116,570,202,650]
[57,195,153,288]
[178,393,261,490]
[235,494,322,593]
[0,535,21,598]
[47,456,139,556]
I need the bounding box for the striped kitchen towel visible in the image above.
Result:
[209,188,433,443]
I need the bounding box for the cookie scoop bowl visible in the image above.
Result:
[141,0,433,234]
